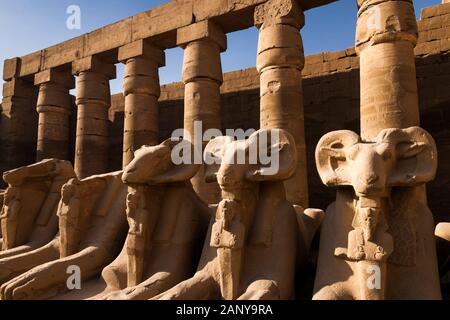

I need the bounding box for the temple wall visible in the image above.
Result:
[105,3,450,222]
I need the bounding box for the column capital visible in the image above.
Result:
[177,20,227,52]
[357,0,413,11]
[254,0,305,30]
[118,40,165,67]
[356,0,417,52]
[72,56,116,79]
[34,69,75,89]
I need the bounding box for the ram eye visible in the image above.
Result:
[331,142,344,149]
[381,150,392,161]
[346,145,359,161]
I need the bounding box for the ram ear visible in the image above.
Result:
[148,138,201,184]
[435,223,450,242]
[204,136,234,183]
[245,128,298,182]
[315,130,360,187]
[122,138,200,185]
[382,127,438,186]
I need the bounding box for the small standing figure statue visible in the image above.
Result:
[126,187,148,286]
[58,181,81,257]
[210,199,245,300]
[335,196,394,299]
[0,187,22,250]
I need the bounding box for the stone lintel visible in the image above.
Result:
[3,1,339,79]
[34,69,75,88]
[118,40,166,66]
[2,78,34,98]
[177,20,227,51]
[72,56,116,79]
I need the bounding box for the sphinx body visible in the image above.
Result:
[313,127,441,300]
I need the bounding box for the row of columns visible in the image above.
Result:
[1,0,316,208]
[0,0,427,207]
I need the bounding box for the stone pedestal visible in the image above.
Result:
[255,0,309,208]
[119,40,165,167]
[34,69,74,161]
[177,21,227,204]
[72,57,116,179]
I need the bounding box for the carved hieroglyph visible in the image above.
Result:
[155,129,323,300]
[313,127,440,299]
[356,0,420,141]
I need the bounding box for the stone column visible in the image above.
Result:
[0,58,38,180]
[177,21,227,204]
[34,69,74,161]
[119,40,165,167]
[356,0,419,140]
[356,0,441,299]
[72,56,116,179]
[255,0,309,208]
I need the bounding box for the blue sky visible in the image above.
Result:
[0,0,441,98]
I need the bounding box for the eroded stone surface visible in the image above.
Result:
[154,129,323,300]
[313,127,441,299]
[119,40,165,167]
[255,0,309,209]
[0,159,75,285]
[0,0,448,301]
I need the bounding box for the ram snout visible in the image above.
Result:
[348,143,395,197]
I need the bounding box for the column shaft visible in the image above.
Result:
[356,0,419,140]
[255,0,308,208]
[183,40,222,143]
[177,21,226,204]
[355,0,441,299]
[73,57,116,178]
[119,41,165,167]
[35,70,74,161]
